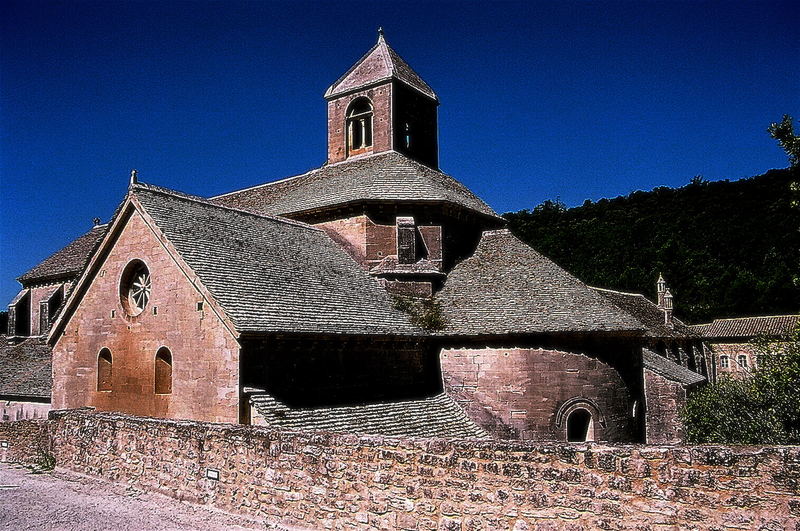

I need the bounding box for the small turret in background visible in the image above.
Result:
[656,274,674,327]
[656,273,666,308]
[663,288,674,327]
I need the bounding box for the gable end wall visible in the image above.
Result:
[51,210,240,423]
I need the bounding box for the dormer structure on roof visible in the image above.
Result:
[325,30,439,169]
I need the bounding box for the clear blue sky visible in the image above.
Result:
[1,0,798,304]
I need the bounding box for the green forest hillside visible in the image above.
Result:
[504,168,799,323]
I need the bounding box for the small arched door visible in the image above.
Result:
[566,408,594,442]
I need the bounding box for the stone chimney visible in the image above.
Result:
[663,288,674,327]
[656,273,666,308]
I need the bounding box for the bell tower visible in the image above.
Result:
[324,29,439,169]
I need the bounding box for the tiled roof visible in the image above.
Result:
[434,229,643,336]
[250,392,487,439]
[591,287,693,339]
[324,33,437,101]
[690,315,800,340]
[642,348,706,387]
[132,183,421,336]
[210,151,498,219]
[17,224,108,284]
[0,337,52,399]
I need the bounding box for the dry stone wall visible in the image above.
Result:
[2,409,799,530]
[0,418,51,464]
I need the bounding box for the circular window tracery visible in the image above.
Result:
[120,260,151,316]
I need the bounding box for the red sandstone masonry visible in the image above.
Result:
[51,211,240,423]
[3,409,798,530]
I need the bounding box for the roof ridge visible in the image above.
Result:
[209,164,324,199]
[590,286,648,298]
[324,39,384,97]
[712,314,800,323]
[132,182,321,232]
[209,152,398,200]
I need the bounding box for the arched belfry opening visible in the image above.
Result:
[566,409,594,442]
[346,98,373,157]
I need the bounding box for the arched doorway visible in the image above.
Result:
[566,408,594,442]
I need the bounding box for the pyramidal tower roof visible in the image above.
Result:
[324,29,438,101]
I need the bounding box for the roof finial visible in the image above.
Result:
[377,27,384,40]
[130,169,138,185]
[92,217,101,226]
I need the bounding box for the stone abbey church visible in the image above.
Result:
[3,33,711,444]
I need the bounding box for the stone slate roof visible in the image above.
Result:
[642,348,706,387]
[591,287,694,339]
[0,337,52,399]
[132,183,421,336]
[17,224,108,285]
[435,230,643,336]
[324,33,437,101]
[250,392,487,439]
[691,315,800,340]
[211,151,498,220]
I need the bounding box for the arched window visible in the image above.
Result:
[346,98,373,155]
[97,348,112,391]
[155,347,172,394]
[720,355,730,369]
[566,409,594,442]
[737,354,748,369]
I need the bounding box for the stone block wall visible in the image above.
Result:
[442,348,636,442]
[707,342,760,380]
[51,210,240,423]
[643,369,688,445]
[2,409,799,529]
[327,85,392,164]
[1,400,51,422]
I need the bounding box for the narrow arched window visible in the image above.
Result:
[155,347,172,394]
[346,98,373,155]
[566,409,594,442]
[97,348,112,391]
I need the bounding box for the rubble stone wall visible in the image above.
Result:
[5,409,798,530]
[0,418,51,464]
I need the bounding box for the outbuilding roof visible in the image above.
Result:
[690,314,799,340]
[591,287,694,339]
[642,348,706,387]
[132,183,421,336]
[0,337,52,399]
[435,229,643,336]
[324,32,437,101]
[17,224,108,285]
[250,392,487,439]
[210,151,499,220]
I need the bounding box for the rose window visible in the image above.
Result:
[120,260,151,316]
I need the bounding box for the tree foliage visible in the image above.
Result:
[681,326,800,444]
[768,114,800,168]
[503,168,799,323]
[392,296,446,331]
